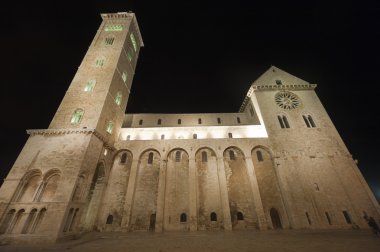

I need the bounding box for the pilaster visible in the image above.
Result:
[216,157,232,230]
[245,156,267,230]
[155,159,167,232]
[120,159,139,229]
[188,158,197,231]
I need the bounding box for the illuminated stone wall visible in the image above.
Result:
[1,12,379,245]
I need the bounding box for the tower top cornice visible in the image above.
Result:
[101,12,144,47]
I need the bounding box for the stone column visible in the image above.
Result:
[216,156,232,230]
[188,157,197,231]
[245,156,267,230]
[120,159,140,230]
[155,159,167,232]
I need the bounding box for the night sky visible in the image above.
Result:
[1,1,379,200]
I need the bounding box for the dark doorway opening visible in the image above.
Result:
[149,213,156,231]
[270,208,282,229]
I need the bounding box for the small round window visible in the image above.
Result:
[275,91,301,110]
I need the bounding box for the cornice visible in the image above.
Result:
[253,84,317,92]
[101,12,132,20]
[100,12,144,47]
[26,128,116,151]
[239,84,317,112]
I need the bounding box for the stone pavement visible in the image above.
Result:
[1,229,380,252]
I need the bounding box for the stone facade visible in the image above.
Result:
[0,12,379,244]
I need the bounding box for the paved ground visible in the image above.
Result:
[1,229,380,252]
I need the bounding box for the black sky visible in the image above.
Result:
[0,0,379,200]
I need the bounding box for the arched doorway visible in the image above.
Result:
[270,208,282,229]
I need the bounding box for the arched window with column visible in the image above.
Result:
[278,115,290,128]
[308,115,316,127]
[282,116,290,128]
[0,209,16,234]
[38,170,61,202]
[8,209,25,233]
[303,115,310,128]
[30,208,46,234]
[71,108,84,124]
[303,114,317,128]
[15,170,42,202]
[21,209,37,234]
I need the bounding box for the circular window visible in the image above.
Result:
[275,91,300,110]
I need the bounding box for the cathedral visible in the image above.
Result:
[0,12,379,244]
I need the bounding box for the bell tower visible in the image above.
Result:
[0,12,143,243]
[49,12,143,145]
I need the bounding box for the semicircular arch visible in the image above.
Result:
[195,146,217,156]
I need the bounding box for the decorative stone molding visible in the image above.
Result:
[239,84,316,112]
[26,128,115,151]
[254,84,317,91]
